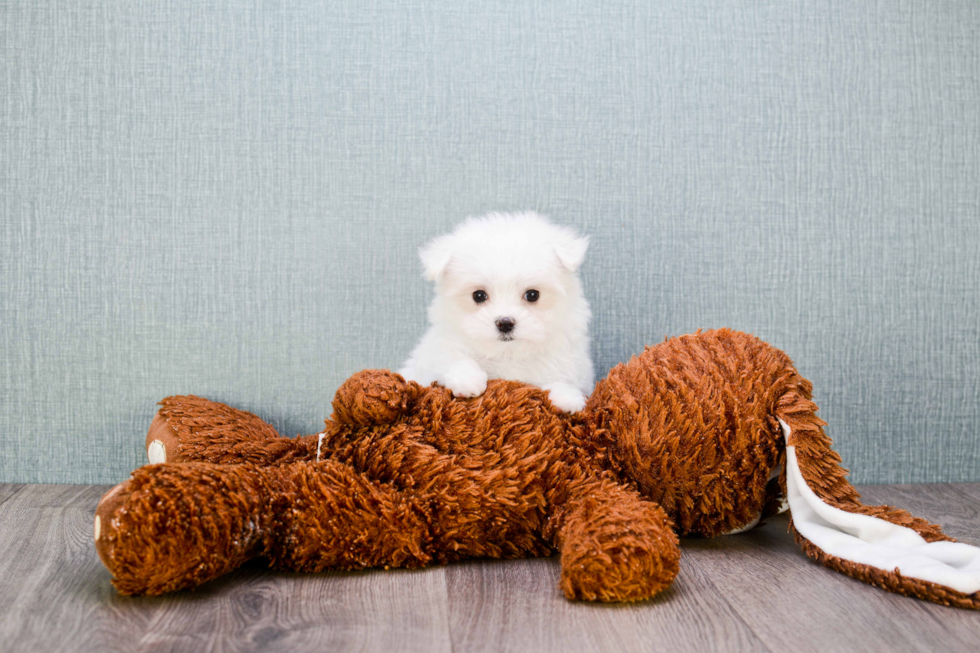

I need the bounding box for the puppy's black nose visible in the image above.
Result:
[495,317,516,334]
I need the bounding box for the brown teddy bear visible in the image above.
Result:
[94,329,980,608]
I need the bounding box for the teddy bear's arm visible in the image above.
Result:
[549,475,680,602]
[146,395,317,465]
[330,370,424,428]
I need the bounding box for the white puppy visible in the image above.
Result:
[399,211,594,412]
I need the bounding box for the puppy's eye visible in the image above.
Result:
[523,289,540,303]
[472,290,488,303]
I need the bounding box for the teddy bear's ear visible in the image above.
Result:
[554,235,590,272]
[419,233,455,282]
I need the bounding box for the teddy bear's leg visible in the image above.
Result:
[95,460,434,595]
[551,476,680,602]
[147,395,318,465]
[94,462,275,595]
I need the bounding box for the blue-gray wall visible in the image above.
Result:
[2,1,978,484]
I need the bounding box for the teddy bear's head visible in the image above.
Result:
[584,332,785,536]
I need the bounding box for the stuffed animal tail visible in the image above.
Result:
[775,386,980,609]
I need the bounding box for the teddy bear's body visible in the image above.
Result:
[95,330,980,609]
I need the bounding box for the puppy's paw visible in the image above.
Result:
[442,360,489,398]
[543,383,587,413]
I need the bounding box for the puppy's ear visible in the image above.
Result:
[554,235,590,272]
[419,233,455,282]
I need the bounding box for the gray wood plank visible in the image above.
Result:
[857,482,980,546]
[0,483,453,653]
[446,555,770,653]
[0,485,167,653]
[1,482,110,509]
[132,566,453,653]
[682,484,980,653]
[1,483,978,653]
[949,482,980,506]
[0,483,25,506]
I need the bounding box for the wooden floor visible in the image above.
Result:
[0,483,977,652]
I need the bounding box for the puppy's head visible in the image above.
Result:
[419,212,590,357]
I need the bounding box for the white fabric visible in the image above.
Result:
[316,432,326,463]
[725,513,761,535]
[781,418,980,595]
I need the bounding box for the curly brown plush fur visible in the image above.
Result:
[94,329,980,608]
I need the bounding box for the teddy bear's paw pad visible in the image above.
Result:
[93,479,134,569]
[145,412,177,464]
[147,440,166,464]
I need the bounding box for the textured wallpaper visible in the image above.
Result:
[2,0,978,484]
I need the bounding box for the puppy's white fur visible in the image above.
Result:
[399,212,594,412]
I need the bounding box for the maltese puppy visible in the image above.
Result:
[399,211,594,412]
